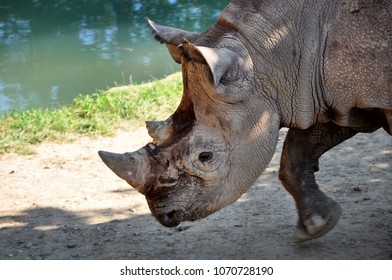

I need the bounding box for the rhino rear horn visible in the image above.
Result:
[145,118,173,145]
[98,149,150,194]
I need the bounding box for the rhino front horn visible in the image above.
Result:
[98,148,150,194]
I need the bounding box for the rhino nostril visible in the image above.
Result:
[157,211,180,227]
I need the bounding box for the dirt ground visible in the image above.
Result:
[0,127,391,260]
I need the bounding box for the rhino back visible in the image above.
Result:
[217,0,391,132]
[324,0,392,132]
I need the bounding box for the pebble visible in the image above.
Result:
[25,242,34,249]
[175,226,191,232]
[66,243,76,249]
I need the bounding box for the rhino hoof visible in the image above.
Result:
[292,202,342,243]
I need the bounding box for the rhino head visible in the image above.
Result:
[99,19,280,227]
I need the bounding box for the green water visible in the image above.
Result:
[0,0,230,114]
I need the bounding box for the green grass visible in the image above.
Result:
[0,73,182,154]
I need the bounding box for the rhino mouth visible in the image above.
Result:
[146,195,186,227]
[148,203,188,227]
[155,210,183,227]
[148,197,211,227]
[153,208,207,227]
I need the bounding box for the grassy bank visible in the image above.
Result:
[0,73,182,154]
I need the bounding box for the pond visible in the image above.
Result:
[0,0,230,114]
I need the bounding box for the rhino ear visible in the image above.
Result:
[147,19,199,64]
[180,41,243,87]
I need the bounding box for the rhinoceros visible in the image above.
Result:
[99,0,391,242]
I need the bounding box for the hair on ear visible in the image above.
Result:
[178,39,207,63]
[147,19,200,64]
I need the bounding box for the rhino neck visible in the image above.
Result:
[219,0,340,130]
[210,105,281,213]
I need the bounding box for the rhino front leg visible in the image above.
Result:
[279,122,358,243]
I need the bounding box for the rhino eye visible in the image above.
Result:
[198,152,213,163]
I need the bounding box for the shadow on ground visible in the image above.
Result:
[1,177,391,260]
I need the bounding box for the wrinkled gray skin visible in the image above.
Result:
[99,0,392,242]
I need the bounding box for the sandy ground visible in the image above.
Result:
[0,127,391,260]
